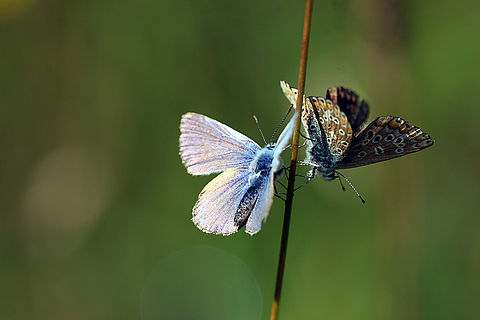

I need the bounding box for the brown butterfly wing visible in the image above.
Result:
[306,96,353,159]
[326,87,369,134]
[280,81,354,159]
[335,116,434,169]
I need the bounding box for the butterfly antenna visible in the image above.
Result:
[269,105,293,143]
[253,115,267,145]
[337,175,346,191]
[335,170,365,204]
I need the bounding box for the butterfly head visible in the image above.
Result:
[266,142,276,150]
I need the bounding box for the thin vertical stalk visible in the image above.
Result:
[270,1,313,319]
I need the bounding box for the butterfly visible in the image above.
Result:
[179,109,298,235]
[280,81,434,187]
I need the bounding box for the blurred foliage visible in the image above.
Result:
[1,0,479,319]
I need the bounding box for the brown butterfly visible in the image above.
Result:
[280,81,434,200]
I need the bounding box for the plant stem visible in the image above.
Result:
[270,1,313,319]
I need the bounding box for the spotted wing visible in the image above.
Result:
[326,86,369,134]
[280,81,354,159]
[193,167,251,235]
[280,80,301,106]
[180,113,261,175]
[336,116,434,169]
[306,96,354,159]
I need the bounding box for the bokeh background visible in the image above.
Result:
[1,0,479,319]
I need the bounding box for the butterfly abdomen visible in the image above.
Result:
[234,185,260,229]
[234,165,270,229]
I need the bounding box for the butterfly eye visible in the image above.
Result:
[338,129,345,135]
[395,147,404,154]
[333,117,339,124]
[358,151,367,157]
[394,137,404,144]
[341,141,349,147]
[326,138,332,145]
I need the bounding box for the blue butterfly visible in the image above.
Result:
[179,108,298,235]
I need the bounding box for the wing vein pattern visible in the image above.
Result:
[180,112,261,175]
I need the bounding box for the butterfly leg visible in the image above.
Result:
[273,174,288,201]
[293,169,315,192]
[283,162,309,177]
[333,170,366,204]
[285,142,308,150]
[276,179,288,191]
[299,140,308,149]
[273,182,287,201]
[297,130,312,149]
[294,173,312,179]
[280,165,293,181]
[335,174,346,191]
[298,130,312,141]
[293,162,315,179]
[281,163,317,192]
[274,166,288,181]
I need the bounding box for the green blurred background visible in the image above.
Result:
[1,0,479,319]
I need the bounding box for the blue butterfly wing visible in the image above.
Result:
[245,171,274,235]
[325,86,369,134]
[193,167,250,235]
[180,113,261,175]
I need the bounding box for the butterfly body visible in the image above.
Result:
[280,81,434,183]
[301,95,352,180]
[248,145,277,176]
[235,146,276,228]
